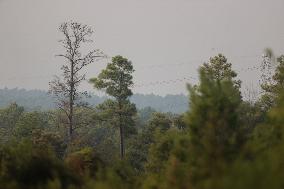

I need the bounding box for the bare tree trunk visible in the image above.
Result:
[69,61,75,141]
[119,119,124,159]
[119,101,124,159]
[49,22,102,144]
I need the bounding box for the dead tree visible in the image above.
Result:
[49,21,103,142]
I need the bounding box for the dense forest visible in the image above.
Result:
[0,88,188,113]
[1,22,284,189]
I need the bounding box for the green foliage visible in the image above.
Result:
[3,53,284,189]
[13,111,49,139]
[0,141,80,189]
[172,114,187,130]
[65,147,104,178]
[260,55,284,110]
[95,99,138,137]
[90,55,136,158]
[201,54,241,88]
[126,112,174,172]
[237,101,265,143]
[142,131,191,189]
[136,106,156,126]
[208,88,284,189]
[0,103,24,127]
[32,130,67,159]
[186,54,242,161]
[0,103,24,143]
[81,161,136,189]
[145,130,187,173]
[90,55,134,100]
[175,54,243,188]
[147,112,172,132]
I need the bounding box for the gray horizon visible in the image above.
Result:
[0,0,284,96]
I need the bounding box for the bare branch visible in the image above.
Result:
[49,21,104,141]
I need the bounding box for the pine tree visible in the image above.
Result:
[90,55,136,159]
[185,54,243,184]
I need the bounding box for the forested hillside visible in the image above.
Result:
[0,88,188,113]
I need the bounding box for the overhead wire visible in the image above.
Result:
[0,54,263,89]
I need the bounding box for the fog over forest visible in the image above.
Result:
[0,88,188,113]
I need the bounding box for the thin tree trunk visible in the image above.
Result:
[119,101,124,159]
[69,61,74,141]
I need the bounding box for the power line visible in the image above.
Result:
[0,52,265,82]
[0,63,261,82]
[132,64,262,88]
[135,56,261,71]
[134,76,197,88]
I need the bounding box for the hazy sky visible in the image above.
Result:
[0,0,284,96]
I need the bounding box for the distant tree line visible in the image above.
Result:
[0,88,188,113]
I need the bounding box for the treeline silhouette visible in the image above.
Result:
[0,88,188,113]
